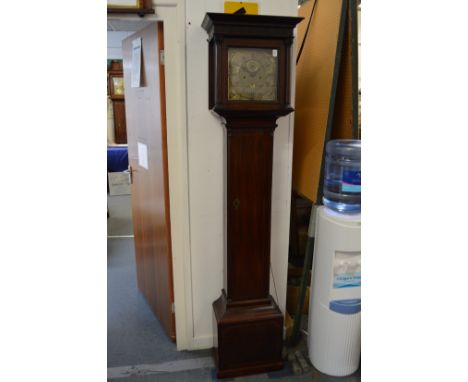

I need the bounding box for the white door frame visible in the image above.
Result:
[108,0,194,351]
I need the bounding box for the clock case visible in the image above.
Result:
[202,13,303,379]
[203,13,302,120]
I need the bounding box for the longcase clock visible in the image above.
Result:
[108,60,128,144]
[202,13,302,379]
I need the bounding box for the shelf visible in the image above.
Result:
[107,8,155,17]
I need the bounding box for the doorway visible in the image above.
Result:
[107,20,150,239]
[107,20,176,364]
[108,2,194,353]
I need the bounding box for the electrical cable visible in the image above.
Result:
[270,264,279,304]
[296,0,318,65]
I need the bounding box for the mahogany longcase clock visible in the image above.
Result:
[202,13,303,379]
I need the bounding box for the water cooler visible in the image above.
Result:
[308,139,361,376]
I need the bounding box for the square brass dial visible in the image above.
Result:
[228,47,278,101]
[112,76,125,96]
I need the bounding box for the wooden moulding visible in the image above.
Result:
[107,8,155,16]
[107,1,154,16]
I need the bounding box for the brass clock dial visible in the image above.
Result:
[112,76,125,96]
[228,47,278,101]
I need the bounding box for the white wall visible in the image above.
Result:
[107,31,133,59]
[185,0,299,349]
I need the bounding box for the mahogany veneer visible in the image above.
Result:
[202,13,302,378]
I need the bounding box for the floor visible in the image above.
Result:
[108,194,134,237]
[107,194,361,381]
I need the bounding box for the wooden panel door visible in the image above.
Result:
[122,22,175,341]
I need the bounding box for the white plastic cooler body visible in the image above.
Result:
[308,206,361,377]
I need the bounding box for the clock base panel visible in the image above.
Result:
[213,291,284,378]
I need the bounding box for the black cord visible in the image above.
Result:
[270,264,279,304]
[296,0,318,65]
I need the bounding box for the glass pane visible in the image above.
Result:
[228,47,278,101]
[112,77,125,96]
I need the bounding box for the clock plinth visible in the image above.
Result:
[213,291,284,379]
[202,13,303,378]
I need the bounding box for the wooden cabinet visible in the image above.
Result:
[108,60,127,144]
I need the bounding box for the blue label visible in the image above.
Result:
[341,170,361,193]
[333,273,361,288]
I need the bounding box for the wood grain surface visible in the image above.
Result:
[122,22,176,341]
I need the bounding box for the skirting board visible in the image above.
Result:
[188,325,288,350]
[189,335,215,350]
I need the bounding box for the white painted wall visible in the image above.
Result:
[107,31,133,59]
[185,0,299,349]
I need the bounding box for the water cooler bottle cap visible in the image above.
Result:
[326,139,361,159]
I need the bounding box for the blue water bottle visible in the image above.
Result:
[322,139,361,213]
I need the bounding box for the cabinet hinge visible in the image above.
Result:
[160,50,165,66]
